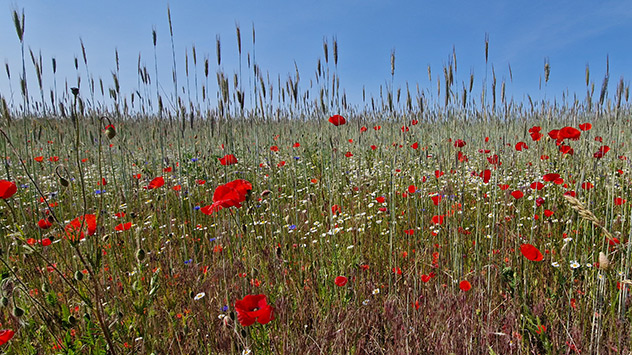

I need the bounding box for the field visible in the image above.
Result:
[1,11,632,355]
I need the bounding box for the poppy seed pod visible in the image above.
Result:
[60,177,69,187]
[136,248,146,261]
[105,124,116,139]
[12,305,24,317]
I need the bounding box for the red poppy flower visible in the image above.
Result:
[163,166,173,173]
[557,126,581,141]
[49,156,59,162]
[564,190,576,197]
[277,161,286,167]
[543,173,560,182]
[0,180,17,199]
[559,145,574,155]
[515,142,528,151]
[407,185,416,194]
[511,190,524,199]
[98,178,107,186]
[593,145,610,159]
[404,229,415,235]
[454,139,466,148]
[529,126,541,134]
[376,196,386,204]
[431,195,441,206]
[201,179,252,215]
[328,115,346,126]
[421,274,431,283]
[360,126,368,132]
[219,154,238,165]
[498,184,510,190]
[0,329,14,345]
[331,204,342,214]
[34,156,44,162]
[133,173,142,179]
[615,197,626,206]
[334,276,348,287]
[270,145,279,152]
[293,142,301,148]
[431,215,445,225]
[65,214,97,241]
[344,151,353,158]
[435,170,444,178]
[487,155,501,166]
[411,142,419,149]
[144,176,165,190]
[581,182,594,190]
[520,244,543,261]
[459,280,472,291]
[196,179,206,185]
[544,209,554,217]
[411,119,419,125]
[579,123,592,131]
[115,212,126,218]
[595,136,603,143]
[37,219,53,229]
[115,222,132,231]
[479,169,491,184]
[457,151,468,162]
[540,155,549,160]
[401,126,409,132]
[234,294,275,326]
[530,182,544,190]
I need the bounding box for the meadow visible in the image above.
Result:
[0,10,632,355]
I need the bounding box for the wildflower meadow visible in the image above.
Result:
[0,7,631,355]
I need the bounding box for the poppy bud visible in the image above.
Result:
[74,271,84,281]
[84,312,91,321]
[12,305,24,317]
[67,315,77,326]
[71,87,79,97]
[41,282,49,293]
[0,297,8,307]
[60,177,69,187]
[136,248,146,261]
[105,125,116,140]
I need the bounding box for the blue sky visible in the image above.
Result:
[0,0,631,112]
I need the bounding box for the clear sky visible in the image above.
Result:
[1,0,631,112]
